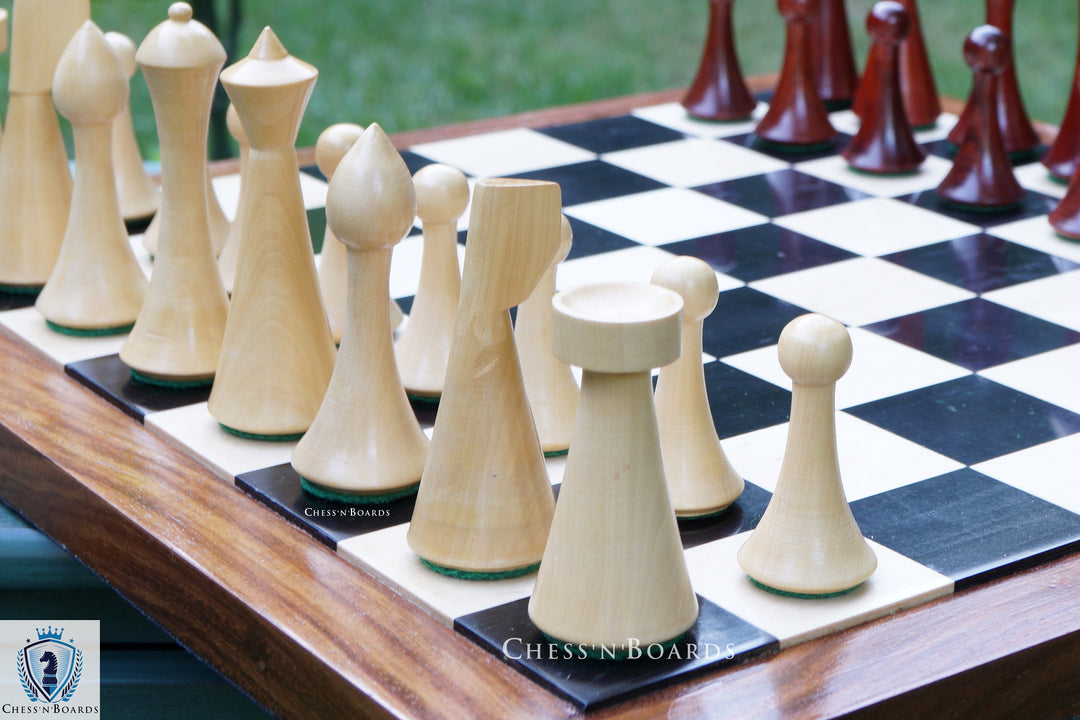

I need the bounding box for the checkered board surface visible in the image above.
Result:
[5,100,1080,711]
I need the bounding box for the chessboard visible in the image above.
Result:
[4,89,1080,719]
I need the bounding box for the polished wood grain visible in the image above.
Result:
[3,85,1080,719]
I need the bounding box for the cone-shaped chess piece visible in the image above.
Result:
[143,165,228,257]
[516,216,578,455]
[936,25,1025,210]
[313,122,362,343]
[737,314,876,596]
[755,0,836,148]
[895,0,940,128]
[810,0,858,109]
[36,21,148,335]
[529,282,698,654]
[843,1,926,174]
[208,27,336,439]
[407,178,561,578]
[119,2,229,386]
[0,0,88,291]
[291,124,428,501]
[1043,14,1080,182]
[217,104,248,293]
[948,0,1039,158]
[105,31,159,224]
[0,9,7,145]
[652,256,743,517]
[682,0,757,121]
[395,163,469,398]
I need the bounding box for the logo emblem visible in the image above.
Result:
[16,626,82,703]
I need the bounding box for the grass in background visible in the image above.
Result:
[0,0,1075,158]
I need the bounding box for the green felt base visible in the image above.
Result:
[1049,171,1071,187]
[218,424,304,443]
[676,503,733,522]
[685,111,755,124]
[0,283,41,296]
[846,164,921,178]
[406,392,440,407]
[300,477,419,505]
[1053,230,1080,244]
[543,447,569,458]
[540,631,687,661]
[420,558,539,581]
[129,368,213,390]
[46,320,134,337]
[755,137,833,154]
[749,576,862,599]
[937,196,1024,214]
[823,99,852,113]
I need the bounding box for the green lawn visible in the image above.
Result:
[1,0,1076,158]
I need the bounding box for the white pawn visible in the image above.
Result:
[529,281,698,654]
[394,163,469,399]
[737,314,877,596]
[36,21,147,334]
[652,256,743,517]
[291,124,428,501]
[515,215,578,454]
[105,31,159,223]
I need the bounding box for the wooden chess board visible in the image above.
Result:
[3,88,1080,718]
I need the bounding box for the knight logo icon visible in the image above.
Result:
[16,626,82,704]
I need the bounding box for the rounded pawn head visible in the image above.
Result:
[777,0,820,23]
[650,256,719,324]
[866,1,909,46]
[315,123,364,179]
[963,24,1010,75]
[553,215,573,267]
[777,313,852,387]
[104,31,138,80]
[413,163,469,226]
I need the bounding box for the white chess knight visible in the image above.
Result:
[737,313,877,596]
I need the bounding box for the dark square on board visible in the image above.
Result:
[703,361,792,440]
[693,169,870,219]
[703,286,810,357]
[511,160,665,206]
[537,115,686,154]
[563,217,640,261]
[724,132,855,163]
[66,354,212,422]
[896,188,1058,229]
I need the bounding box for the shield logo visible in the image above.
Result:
[18,634,81,703]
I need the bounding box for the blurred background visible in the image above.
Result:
[0,0,1073,160]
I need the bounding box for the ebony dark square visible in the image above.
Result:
[564,217,639,260]
[0,290,37,311]
[897,188,1058,228]
[724,132,854,162]
[693,169,870,218]
[862,298,1080,371]
[538,115,685,154]
[882,233,1080,293]
[678,481,772,549]
[664,223,856,283]
[455,596,776,710]
[236,463,417,548]
[846,375,1080,465]
[703,287,810,357]
[66,354,211,422]
[511,160,664,206]
[703,361,792,440]
[851,468,1080,589]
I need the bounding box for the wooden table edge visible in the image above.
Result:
[3,86,1080,719]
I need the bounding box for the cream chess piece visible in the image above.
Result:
[105,31,160,224]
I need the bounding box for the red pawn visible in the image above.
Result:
[756,0,836,148]
[948,0,1039,158]
[843,2,926,174]
[936,25,1025,210]
[683,0,757,121]
[1042,14,1080,182]
[809,0,859,110]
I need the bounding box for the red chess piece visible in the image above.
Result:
[948,0,1039,158]
[1048,172,1080,239]
[1042,15,1080,183]
[936,25,1025,210]
[756,0,836,147]
[843,2,926,174]
[682,0,757,121]
[809,0,859,110]
[896,0,940,128]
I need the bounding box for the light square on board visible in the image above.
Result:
[749,257,975,327]
[684,533,953,648]
[601,138,788,188]
[631,101,767,139]
[565,187,768,247]
[0,307,128,370]
[145,403,296,481]
[979,343,1080,416]
[983,269,1080,332]
[793,153,953,198]
[721,326,971,409]
[1013,162,1069,200]
[721,411,963,500]
[556,245,686,289]
[211,170,327,222]
[974,434,1080,516]
[826,109,958,144]
[390,233,466,299]
[409,128,596,177]
[338,523,536,626]
[988,215,1080,265]
[772,197,980,256]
